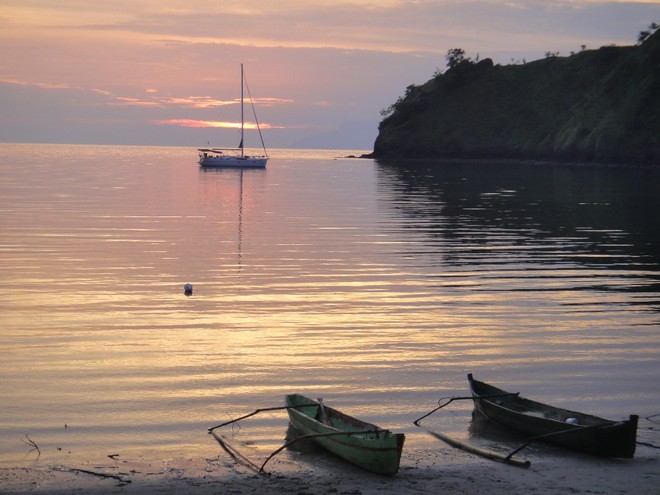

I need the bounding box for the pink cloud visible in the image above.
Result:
[0,77,74,90]
[154,119,289,129]
[111,97,163,107]
[160,96,237,108]
[154,119,242,129]
[253,97,295,106]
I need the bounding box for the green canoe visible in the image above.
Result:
[285,394,405,475]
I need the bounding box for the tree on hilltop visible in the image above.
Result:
[638,22,659,44]
[446,48,470,69]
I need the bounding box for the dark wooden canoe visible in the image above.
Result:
[285,394,405,475]
[467,373,638,458]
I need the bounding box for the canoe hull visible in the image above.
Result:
[467,374,637,458]
[285,394,404,475]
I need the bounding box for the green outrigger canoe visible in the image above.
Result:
[285,394,405,475]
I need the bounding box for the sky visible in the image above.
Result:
[1,1,659,150]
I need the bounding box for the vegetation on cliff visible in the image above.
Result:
[373,27,660,165]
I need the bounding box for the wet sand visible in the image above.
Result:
[2,442,658,494]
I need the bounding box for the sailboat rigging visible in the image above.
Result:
[198,64,269,168]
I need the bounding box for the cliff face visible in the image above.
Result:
[373,31,660,165]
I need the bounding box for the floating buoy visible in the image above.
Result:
[184,283,193,296]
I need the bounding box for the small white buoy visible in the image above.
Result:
[184,283,193,296]
[565,417,579,425]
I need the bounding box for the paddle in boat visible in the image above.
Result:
[285,394,405,475]
[198,64,268,168]
[468,373,638,458]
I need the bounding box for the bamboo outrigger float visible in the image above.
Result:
[413,393,531,468]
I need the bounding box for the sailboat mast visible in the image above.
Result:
[240,63,244,158]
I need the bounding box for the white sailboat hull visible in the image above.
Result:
[198,154,267,168]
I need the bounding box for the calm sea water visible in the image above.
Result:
[1,143,659,466]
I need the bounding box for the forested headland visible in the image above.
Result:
[372,26,660,166]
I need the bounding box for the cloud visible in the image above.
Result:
[0,77,75,90]
[159,97,237,108]
[111,97,163,107]
[154,119,289,129]
[154,119,239,128]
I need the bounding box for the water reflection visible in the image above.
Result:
[375,160,660,304]
[0,145,658,466]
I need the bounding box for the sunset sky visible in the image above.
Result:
[1,1,659,150]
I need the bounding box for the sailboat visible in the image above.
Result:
[198,64,269,168]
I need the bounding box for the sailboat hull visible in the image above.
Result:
[199,155,267,168]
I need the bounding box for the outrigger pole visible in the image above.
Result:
[208,405,307,432]
[209,404,383,475]
[413,393,531,469]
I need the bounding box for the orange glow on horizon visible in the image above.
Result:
[154,119,287,130]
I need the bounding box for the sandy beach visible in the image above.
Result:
[2,439,658,494]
